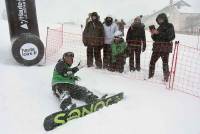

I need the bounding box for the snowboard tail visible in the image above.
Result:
[43,92,124,131]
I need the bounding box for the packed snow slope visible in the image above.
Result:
[0,18,200,134]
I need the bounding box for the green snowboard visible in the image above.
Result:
[43,92,124,131]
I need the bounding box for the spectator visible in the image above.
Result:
[82,12,104,68]
[126,16,146,71]
[149,13,175,82]
[103,15,118,70]
[110,31,127,73]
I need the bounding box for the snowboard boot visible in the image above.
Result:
[59,91,76,111]
[84,92,99,104]
[61,102,76,111]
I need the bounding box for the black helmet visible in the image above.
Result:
[62,52,74,60]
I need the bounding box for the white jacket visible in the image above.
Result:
[103,23,118,45]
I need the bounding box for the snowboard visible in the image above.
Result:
[43,92,124,131]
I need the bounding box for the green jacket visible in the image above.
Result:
[52,60,79,86]
[111,40,127,63]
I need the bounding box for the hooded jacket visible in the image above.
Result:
[151,13,175,52]
[82,12,104,47]
[103,19,118,45]
[126,22,146,50]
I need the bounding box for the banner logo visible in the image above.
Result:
[16,0,29,29]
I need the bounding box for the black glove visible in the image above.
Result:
[74,76,80,81]
[72,67,79,74]
[76,61,85,69]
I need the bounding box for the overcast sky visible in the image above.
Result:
[0,0,199,24]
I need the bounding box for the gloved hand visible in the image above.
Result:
[72,67,79,74]
[74,76,81,81]
[77,61,86,69]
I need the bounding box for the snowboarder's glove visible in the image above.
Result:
[77,61,86,69]
[72,67,79,74]
[74,76,80,81]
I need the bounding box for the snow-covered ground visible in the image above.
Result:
[0,16,200,134]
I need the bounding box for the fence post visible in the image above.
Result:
[171,41,180,90]
[44,27,50,65]
[168,42,177,89]
[168,41,179,90]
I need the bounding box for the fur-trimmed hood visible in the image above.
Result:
[156,13,168,25]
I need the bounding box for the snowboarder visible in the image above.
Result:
[149,13,175,81]
[82,12,104,68]
[110,31,127,73]
[51,52,99,111]
[103,15,118,70]
[126,16,146,71]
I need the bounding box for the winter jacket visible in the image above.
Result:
[52,60,79,86]
[126,23,146,51]
[103,23,118,44]
[111,39,127,63]
[82,20,104,47]
[151,13,175,53]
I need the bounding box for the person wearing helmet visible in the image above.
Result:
[126,16,146,72]
[82,12,104,69]
[110,31,127,73]
[149,13,175,82]
[103,15,118,70]
[51,52,99,111]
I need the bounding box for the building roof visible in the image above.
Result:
[175,5,200,14]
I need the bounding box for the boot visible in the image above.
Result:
[130,67,136,72]
[60,99,76,111]
[84,92,99,104]
[164,72,169,82]
[149,66,155,79]
[136,66,141,71]
[59,91,76,111]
